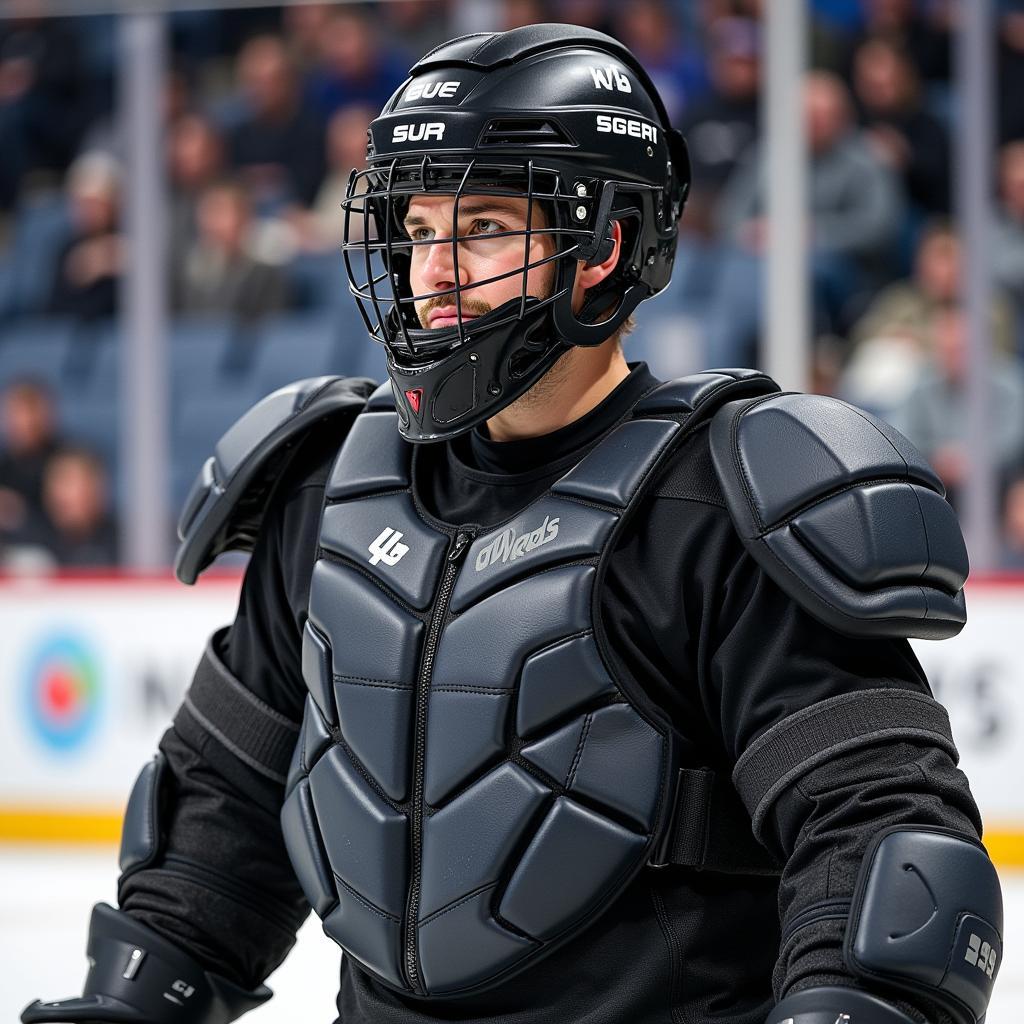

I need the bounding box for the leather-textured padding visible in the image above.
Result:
[634,367,779,416]
[709,392,969,639]
[845,827,1002,1024]
[118,754,167,878]
[175,375,376,584]
[280,370,787,999]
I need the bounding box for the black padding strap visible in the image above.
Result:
[651,768,782,875]
[176,633,301,785]
[733,689,959,834]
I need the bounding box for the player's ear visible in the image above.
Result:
[576,219,622,290]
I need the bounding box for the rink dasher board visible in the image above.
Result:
[0,575,1022,853]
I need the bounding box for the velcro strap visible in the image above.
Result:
[652,768,782,875]
[733,688,958,835]
[176,633,301,784]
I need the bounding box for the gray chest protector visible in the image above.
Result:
[279,370,778,998]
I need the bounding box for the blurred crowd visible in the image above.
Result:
[1,0,1024,568]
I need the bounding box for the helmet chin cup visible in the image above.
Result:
[385,298,570,443]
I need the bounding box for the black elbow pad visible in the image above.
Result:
[119,754,168,879]
[844,826,1003,1024]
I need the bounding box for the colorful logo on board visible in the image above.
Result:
[24,633,102,752]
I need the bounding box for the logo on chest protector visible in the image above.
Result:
[475,515,559,572]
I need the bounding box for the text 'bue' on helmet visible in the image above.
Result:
[341,23,691,442]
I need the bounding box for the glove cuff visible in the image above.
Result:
[21,903,271,1023]
[766,986,920,1024]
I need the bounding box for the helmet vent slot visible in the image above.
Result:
[479,119,574,148]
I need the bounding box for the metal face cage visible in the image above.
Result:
[342,155,633,364]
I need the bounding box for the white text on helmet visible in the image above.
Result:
[595,114,658,142]
[392,122,446,144]
[404,80,461,102]
[589,65,631,93]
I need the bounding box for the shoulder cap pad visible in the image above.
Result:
[634,368,779,419]
[175,375,376,585]
[365,379,397,410]
[709,392,968,640]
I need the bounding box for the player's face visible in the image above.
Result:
[403,194,557,329]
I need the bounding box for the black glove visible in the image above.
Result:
[21,903,271,1023]
[765,986,921,1024]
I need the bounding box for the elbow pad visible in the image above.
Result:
[21,903,271,1023]
[843,827,1002,1024]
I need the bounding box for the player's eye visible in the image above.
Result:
[471,218,504,235]
[407,226,433,241]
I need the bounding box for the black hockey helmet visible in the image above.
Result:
[342,23,690,442]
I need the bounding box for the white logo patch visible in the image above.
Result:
[369,527,410,566]
[589,65,631,93]
[404,80,460,102]
[392,122,446,144]
[475,516,560,572]
[595,114,658,143]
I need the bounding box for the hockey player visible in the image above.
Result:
[24,25,1001,1024]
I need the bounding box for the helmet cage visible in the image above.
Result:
[341,153,659,366]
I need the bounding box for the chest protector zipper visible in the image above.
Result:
[279,371,777,998]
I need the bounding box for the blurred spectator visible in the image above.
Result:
[0,1,86,210]
[714,72,904,340]
[378,1,451,53]
[679,16,760,230]
[850,223,1016,353]
[856,0,952,86]
[1002,474,1024,568]
[852,36,950,215]
[999,4,1024,143]
[612,0,709,125]
[502,0,551,30]
[0,379,63,538]
[551,0,616,37]
[993,141,1024,306]
[282,3,335,75]
[890,308,1024,509]
[47,151,123,322]
[173,179,288,320]
[168,113,226,265]
[229,34,325,209]
[303,7,409,123]
[291,103,375,252]
[34,446,118,567]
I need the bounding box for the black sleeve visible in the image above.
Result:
[699,503,982,1023]
[118,429,340,990]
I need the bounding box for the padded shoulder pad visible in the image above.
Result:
[709,392,969,640]
[634,367,779,418]
[175,375,377,584]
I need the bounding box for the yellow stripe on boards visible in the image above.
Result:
[0,808,123,844]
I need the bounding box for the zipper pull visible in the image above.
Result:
[448,532,471,562]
